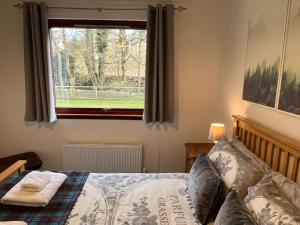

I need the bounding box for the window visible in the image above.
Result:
[49,20,147,119]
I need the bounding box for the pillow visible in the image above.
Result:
[270,171,300,211]
[188,152,226,224]
[230,138,270,173]
[208,138,263,198]
[214,189,257,225]
[245,175,300,225]
[231,139,300,210]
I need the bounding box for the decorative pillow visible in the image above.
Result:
[231,138,270,173]
[208,138,263,198]
[231,139,300,210]
[245,175,300,225]
[270,171,300,211]
[188,152,226,224]
[215,189,257,225]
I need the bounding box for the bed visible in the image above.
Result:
[0,115,299,225]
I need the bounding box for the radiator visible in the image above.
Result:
[63,143,143,173]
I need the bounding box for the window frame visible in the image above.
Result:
[48,19,147,120]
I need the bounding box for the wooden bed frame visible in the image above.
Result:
[233,115,300,183]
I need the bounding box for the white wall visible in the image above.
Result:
[217,0,300,142]
[0,0,225,172]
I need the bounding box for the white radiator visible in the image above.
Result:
[63,143,143,173]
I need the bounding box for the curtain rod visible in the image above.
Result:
[13,3,187,12]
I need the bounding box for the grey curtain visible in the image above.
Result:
[23,2,56,123]
[143,4,175,123]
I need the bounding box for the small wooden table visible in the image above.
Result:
[185,143,215,172]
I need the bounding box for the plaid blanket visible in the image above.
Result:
[0,171,89,225]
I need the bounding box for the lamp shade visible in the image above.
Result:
[208,123,225,142]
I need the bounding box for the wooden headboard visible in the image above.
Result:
[233,115,300,183]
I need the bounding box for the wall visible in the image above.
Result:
[217,0,300,142]
[0,0,225,172]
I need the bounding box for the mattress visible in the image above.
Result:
[66,173,201,225]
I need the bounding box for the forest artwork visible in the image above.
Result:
[242,0,288,107]
[279,0,300,115]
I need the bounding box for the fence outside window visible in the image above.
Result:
[55,86,145,101]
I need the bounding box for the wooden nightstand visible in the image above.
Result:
[185,143,215,172]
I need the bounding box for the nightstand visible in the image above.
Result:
[185,143,215,172]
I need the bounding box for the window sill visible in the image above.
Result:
[55,108,143,120]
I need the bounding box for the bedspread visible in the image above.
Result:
[66,173,201,225]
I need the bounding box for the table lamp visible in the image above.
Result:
[208,123,225,144]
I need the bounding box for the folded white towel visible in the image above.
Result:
[0,222,27,225]
[20,171,51,192]
[0,172,67,207]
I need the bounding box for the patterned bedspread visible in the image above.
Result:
[0,171,88,225]
[66,173,201,225]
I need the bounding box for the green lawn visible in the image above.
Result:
[56,99,144,109]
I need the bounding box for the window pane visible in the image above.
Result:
[50,27,147,109]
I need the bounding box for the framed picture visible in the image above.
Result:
[279,0,300,115]
[242,0,289,108]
